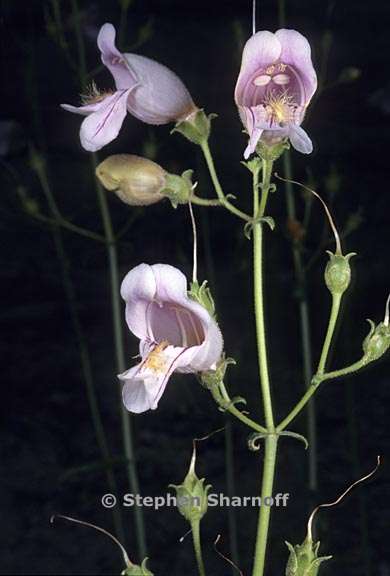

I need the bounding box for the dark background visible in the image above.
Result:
[1,0,389,574]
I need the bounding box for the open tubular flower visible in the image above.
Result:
[61,23,196,151]
[234,29,317,158]
[119,264,223,413]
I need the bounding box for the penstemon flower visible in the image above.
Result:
[234,29,317,158]
[61,23,197,151]
[119,264,223,413]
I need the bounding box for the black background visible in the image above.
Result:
[1,0,389,575]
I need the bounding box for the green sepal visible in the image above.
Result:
[172,109,217,145]
[256,139,289,162]
[285,538,332,576]
[324,251,355,295]
[241,157,262,175]
[200,355,236,390]
[122,558,154,576]
[188,280,216,318]
[160,170,194,208]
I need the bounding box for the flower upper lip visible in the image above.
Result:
[234,28,317,158]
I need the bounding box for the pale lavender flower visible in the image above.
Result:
[235,29,317,158]
[61,23,196,152]
[119,264,223,413]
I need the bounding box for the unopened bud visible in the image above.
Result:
[169,448,211,524]
[362,320,390,363]
[324,251,355,295]
[285,538,332,576]
[96,154,166,206]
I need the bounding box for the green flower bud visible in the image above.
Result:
[362,320,390,362]
[96,154,166,206]
[170,449,211,524]
[188,280,216,318]
[122,559,153,576]
[324,251,355,295]
[173,109,216,145]
[285,538,332,576]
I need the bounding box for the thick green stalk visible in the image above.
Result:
[70,0,146,556]
[252,159,277,576]
[191,521,206,576]
[252,435,278,576]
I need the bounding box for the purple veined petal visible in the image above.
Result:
[78,89,132,152]
[288,124,313,154]
[124,54,196,124]
[275,29,317,103]
[97,23,138,90]
[235,31,282,106]
[119,344,191,413]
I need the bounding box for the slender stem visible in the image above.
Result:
[317,293,342,374]
[282,149,317,492]
[276,291,342,432]
[32,156,125,541]
[200,141,251,221]
[210,382,267,433]
[191,521,206,576]
[253,159,274,430]
[93,159,147,558]
[276,356,367,432]
[277,382,320,432]
[29,210,106,243]
[251,158,277,576]
[252,435,278,576]
[224,419,240,573]
[191,196,222,207]
[69,0,146,557]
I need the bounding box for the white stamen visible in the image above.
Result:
[253,74,271,86]
[273,73,290,85]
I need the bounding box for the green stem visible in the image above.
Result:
[276,291,342,432]
[32,156,125,541]
[29,211,106,243]
[191,520,206,576]
[253,159,274,430]
[210,381,267,433]
[277,356,367,432]
[191,195,223,207]
[69,0,146,556]
[251,158,277,576]
[93,159,147,558]
[252,435,278,576]
[282,149,317,492]
[317,293,342,374]
[200,140,251,221]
